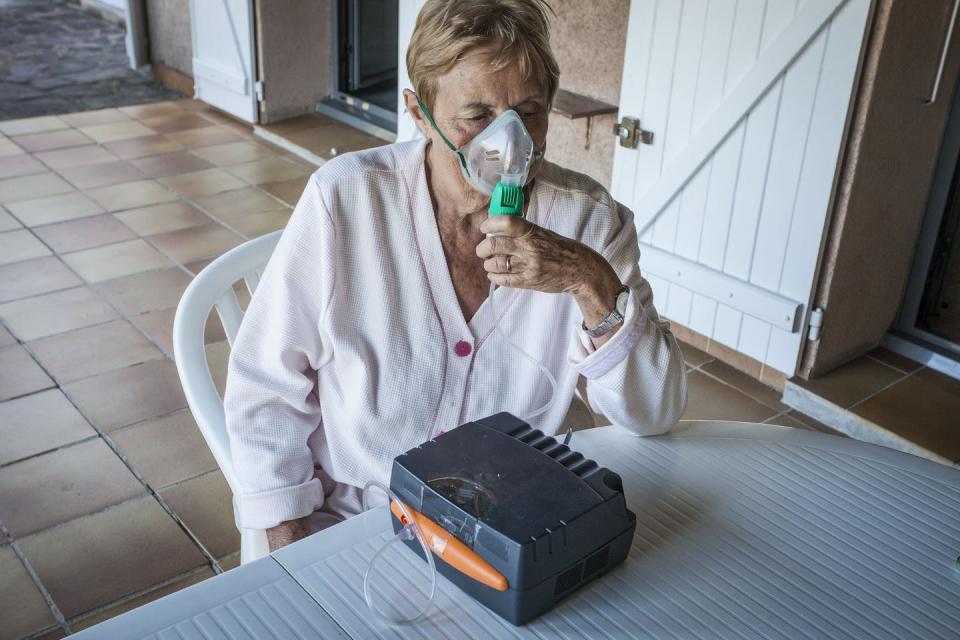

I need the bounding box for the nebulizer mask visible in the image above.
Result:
[359,98,558,626]
[416,96,542,207]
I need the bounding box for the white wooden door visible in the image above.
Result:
[396,0,427,141]
[189,0,258,122]
[612,0,871,375]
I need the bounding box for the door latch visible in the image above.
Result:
[613,117,654,148]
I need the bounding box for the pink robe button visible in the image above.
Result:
[454,340,472,357]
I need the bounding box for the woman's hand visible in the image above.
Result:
[266,516,310,552]
[477,215,592,293]
[476,216,624,334]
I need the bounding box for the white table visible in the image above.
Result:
[75,422,960,639]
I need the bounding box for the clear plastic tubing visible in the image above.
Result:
[361,480,438,625]
[361,201,558,625]
[360,261,558,626]
[486,222,558,422]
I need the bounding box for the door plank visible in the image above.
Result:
[632,0,846,235]
[748,30,829,292]
[633,1,684,245]
[610,0,658,209]
[779,0,871,301]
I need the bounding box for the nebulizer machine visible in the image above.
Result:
[363,98,635,624]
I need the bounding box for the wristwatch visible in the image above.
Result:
[583,286,630,339]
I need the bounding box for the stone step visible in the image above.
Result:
[782,378,956,467]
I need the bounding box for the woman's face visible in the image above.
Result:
[413,46,550,198]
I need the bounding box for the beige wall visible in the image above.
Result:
[545,0,629,189]
[255,0,333,123]
[146,0,193,79]
[800,0,960,378]
[145,0,628,163]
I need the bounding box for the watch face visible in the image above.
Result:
[615,288,629,315]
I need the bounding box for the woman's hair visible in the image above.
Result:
[407,0,560,112]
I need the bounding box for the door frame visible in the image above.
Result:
[887,64,960,379]
[317,0,398,137]
[123,0,149,70]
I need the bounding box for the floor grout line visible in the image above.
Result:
[690,362,786,414]
[0,381,58,403]
[7,493,145,540]
[6,192,248,378]
[2,147,300,321]
[0,432,102,470]
[62,563,216,631]
[3,525,72,636]
[845,366,925,414]
[88,419,225,569]
[153,466,222,493]
[862,352,920,376]
[21,624,69,640]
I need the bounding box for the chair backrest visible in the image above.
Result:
[173,230,282,495]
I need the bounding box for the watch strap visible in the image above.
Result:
[582,286,629,339]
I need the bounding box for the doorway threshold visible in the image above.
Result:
[315,98,396,142]
[782,350,960,468]
[883,331,960,381]
[254,113,388,167]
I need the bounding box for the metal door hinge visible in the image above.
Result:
[807,307,824,341]
[255,81,265,102]
[613,117,654,149]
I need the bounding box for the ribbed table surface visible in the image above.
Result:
[76,422,960,639]
[276,422,960,640]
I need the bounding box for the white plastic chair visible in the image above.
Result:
[173,230,282,565]
[173,229,599,566]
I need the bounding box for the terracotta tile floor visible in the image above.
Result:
[794,349,960,463]
[256,113,385,166]
[0,99,849,637]
[0,100,316,637]
[677,343,842,436]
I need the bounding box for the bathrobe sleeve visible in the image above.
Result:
[223,174,336,530]
[567,201,688,435]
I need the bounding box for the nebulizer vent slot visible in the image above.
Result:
[540,441,565,456]
[518,429,543,443]
[568,459,598,476]
[531,435,555,450]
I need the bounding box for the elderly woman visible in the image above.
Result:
[224,0,686,552]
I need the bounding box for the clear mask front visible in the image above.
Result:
[457,109,538,196]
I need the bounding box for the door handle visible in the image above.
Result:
[613,117,654,148]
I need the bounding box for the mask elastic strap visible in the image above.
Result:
[415,95,471,175]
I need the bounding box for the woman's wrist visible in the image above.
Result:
[570,252,623,328]
[266,516,311,552]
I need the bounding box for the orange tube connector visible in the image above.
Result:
[391,500,509,592]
